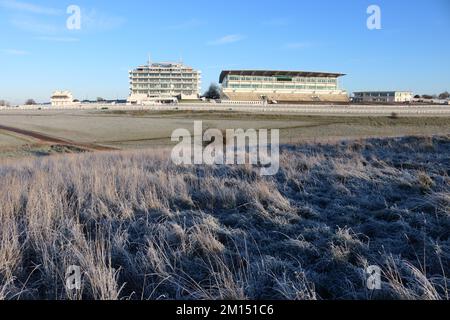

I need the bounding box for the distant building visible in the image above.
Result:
[412,97,450,105]
[128,62,201,104]
[219,70,348,104]
[353,91,413,104]
[51,90,74,107]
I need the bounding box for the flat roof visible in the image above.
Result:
[133,62,195,71]
[219,70,346,83]
[354,91,412,93]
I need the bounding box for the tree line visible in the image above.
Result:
[0,99,36,106]
[414,91,449,100]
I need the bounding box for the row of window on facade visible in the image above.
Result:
[130,73,197,78]
[227,76,337,83]
[132,80,197,83]
[133,84,194,89]
[134,90,196,94]
[355,92,395,97]
[227,84,337,90]
[135,68,196,72]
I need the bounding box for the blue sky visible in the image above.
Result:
[0,0,449,103]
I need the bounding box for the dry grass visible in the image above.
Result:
[0,135,449,300]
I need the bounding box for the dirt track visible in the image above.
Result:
[0,124,116,151]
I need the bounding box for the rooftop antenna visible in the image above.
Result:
[147,53,151,66]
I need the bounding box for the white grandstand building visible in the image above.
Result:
[128,61,201,105]
[219,70,348,104]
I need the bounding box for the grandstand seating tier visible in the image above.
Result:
[222,91,349,103]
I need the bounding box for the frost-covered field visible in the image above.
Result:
[1,110,450,157]
[0,135,449,300]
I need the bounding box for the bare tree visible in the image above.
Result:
[25,99,36,105]
[0,99,10,107]
[438,91,449,100]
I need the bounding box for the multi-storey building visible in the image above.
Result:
[51,90,75,107]
[353,91,413,104]
[128,62,201,104]
[219,70,348,103]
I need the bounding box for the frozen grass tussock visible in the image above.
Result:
[0,135,449,300]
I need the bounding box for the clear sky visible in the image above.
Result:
[1,0,449,104]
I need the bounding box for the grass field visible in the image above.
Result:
[0,109,449,158]
[0,135,449,300]
[0,109,449,300]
